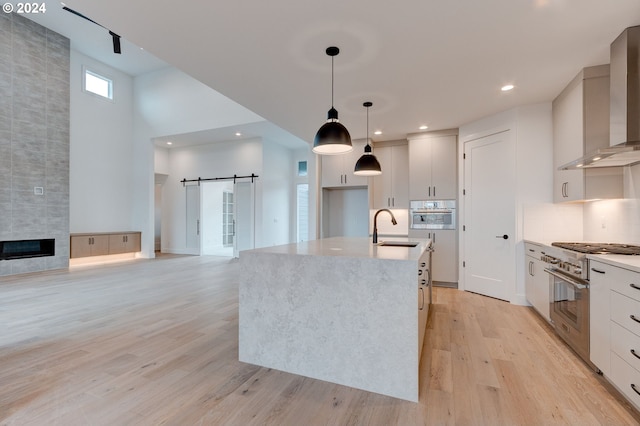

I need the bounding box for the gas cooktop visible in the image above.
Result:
[551,242,640,255]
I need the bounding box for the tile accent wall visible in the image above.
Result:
[0,13,70,276]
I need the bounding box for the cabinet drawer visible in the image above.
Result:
[611,321,640,372]
[610,353,640,411]
[611,290,640,338]
[594,262,640,302]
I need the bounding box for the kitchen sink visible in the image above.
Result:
[377,241,419,247]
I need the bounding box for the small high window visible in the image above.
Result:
[297,161,308,177]
[83,67,113,100]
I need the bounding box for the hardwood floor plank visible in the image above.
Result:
[1,255,639,425]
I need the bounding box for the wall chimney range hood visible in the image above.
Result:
[559,25,640,170]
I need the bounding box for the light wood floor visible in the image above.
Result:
[1,254,639,425]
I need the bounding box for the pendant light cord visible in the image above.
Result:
[366,105,370,146]
[331,55,335,108]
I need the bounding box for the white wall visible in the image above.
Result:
[459,103,554,305]
[70,50,135,233]
[160,139,263,253]
[262,140,293,247]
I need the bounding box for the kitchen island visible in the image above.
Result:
[238,237,432,402]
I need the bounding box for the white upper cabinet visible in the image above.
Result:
[553,65,623,202]
[321,139,369,188]
[408,132,457,200]
[371,143,409,209]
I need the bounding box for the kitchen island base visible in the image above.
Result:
[238,237,431,402]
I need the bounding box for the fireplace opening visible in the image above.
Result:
[0,239,55,260]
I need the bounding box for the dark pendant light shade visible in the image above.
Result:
[354,101,382,176]
[313,47,353,155]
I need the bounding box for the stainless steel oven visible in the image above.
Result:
[544,242,640,369]
[547,266,590,364]
[410,200,456,230]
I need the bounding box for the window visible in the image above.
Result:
[222,191,234,247]
[83,67,113,100]
[297,161,308,177]
[296,184,309,242]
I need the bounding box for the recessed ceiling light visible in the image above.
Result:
[166,141,172,145]
[501,84,515,92]
[592,156,601,161]
[235,132,242,136]
[419,125,428,130]
[576,163,583,168]
[374,130,382,135]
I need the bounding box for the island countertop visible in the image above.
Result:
[243,236,431,261]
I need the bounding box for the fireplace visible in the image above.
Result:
[0,239,55,261]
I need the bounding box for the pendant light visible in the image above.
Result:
[313,46,353,155]
[354,101,382,176]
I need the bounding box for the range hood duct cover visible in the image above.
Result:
[611,25,640,147]
[559,25,640,170]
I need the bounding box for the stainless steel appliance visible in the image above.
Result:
[545,242,640,367]
[410,200,456,230]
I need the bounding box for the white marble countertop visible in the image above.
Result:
[587,253,640,273]
[524,239,640,273]
[242,236,431,262]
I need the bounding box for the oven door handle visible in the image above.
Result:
[544,268,589,290]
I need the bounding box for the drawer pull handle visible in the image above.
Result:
[591,268,605,274]
[632,315,640,324]
[632,349,640,361]
[632,383,640,397]
[631,283,640,291]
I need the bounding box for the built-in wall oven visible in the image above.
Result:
[410,200,456,230]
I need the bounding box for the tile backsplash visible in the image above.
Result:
[583,198,640,244]
[522,203,583,242]
[523,198,640,244]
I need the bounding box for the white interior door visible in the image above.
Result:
[201,181,234,256]
[234,181,255,258]
[185,185,201,255]
[463,130,515,301]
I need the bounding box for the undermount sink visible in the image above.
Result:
[377,241,420,247]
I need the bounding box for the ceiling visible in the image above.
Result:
[28,1,640,147]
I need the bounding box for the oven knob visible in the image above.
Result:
[574,267,582,274]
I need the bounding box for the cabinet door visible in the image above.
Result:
[109,234,127,254]
[532,258,550,321]
[430,136,457,199]
[430,230,457,284]
[553,77,585,202]
[91,235,110,256]
[589,260,611,375]
[371,144,409,209]
[70,236,92,258]
[321,140,369,188]
[126,232,141,252]
[390,144,409,208]
[371,146,392,208]
[321,155,345,188]
[409,135,456,200]
[408,138,432,200]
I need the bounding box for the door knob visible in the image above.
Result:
[496,234,508,240]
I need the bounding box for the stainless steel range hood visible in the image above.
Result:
[559,25,640,170]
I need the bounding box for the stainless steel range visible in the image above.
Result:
[545,242,640,367]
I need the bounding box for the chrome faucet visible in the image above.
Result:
[373,209,397,244]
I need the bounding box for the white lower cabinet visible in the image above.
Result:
[428,230,457,284]
[524,243,550,321]
[610,353,640,410]
[589,259,640,411]
[418,249,431,362]
[589,260,611,376]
